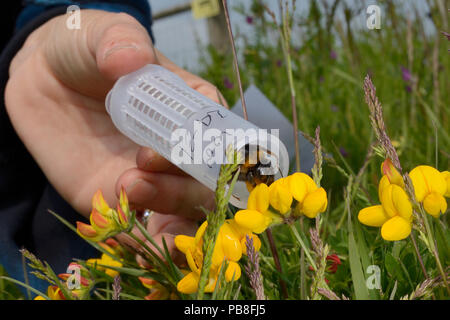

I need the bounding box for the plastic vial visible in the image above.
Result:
[106,64,289,208]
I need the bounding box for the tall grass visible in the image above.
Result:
[199,0,449,299]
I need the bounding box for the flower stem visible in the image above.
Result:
[280,4,301,172]
[420,209,450,295]
[221,0,248,120]
[135,220,165,258]
[265,2,301,171]
[126,232,174,285]
[409,232,428,280]
[288,222,317,271]
[300,243,307,299]
[265,229,288,299]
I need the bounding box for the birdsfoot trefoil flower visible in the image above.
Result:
[76,187,135,242]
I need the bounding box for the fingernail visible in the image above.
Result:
[126,179,157,206]
[103,43,138,60]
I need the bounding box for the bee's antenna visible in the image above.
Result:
[278,167,284,178]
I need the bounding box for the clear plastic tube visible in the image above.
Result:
[106,64,289,208]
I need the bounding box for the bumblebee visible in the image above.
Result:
[237,145,275,192]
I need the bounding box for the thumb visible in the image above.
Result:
[95,13,156,83]
[44,10,156,99]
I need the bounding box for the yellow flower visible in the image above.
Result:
[224,261,241,282]
[301,188,328,218]
[76,221,104,242]
[289,173,328,218]
[36,286,65,300]
[409,165,448,218]
[227,219,261,255]
[76,188,133,242]
[378,175,391,200]
[235,183,281,234]
[116,186,131,229]
[234,209,272,234]
[247,183,270,213]
[441,171,450,198]
[380,184,412,220]
[174,220,245,294]
[139,277,170,300]
[268,178,293,214]
[422,192,447,218]
[381,216,412,241]
[175,267,217,294]
[359,182,412,241]
[288,172,317,203]
[218,222,243,262]
[381,158,404,187]
[87,252,122,278]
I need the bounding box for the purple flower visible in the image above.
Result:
[319,76,325,83]
[405,85,412,93]
[339,147,348,158]
[246,16,253,24]
[223,77,234,89]
[330,50,337,60]
[330,105,338,112]
[276,59,283,68]
[401,66,412,82]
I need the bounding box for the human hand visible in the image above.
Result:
[5,10,223,258]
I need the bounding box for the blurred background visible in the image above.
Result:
[151,0,437,72]
[150,0,449,180]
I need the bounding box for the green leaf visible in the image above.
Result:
[91,264,151,278]
[347,204,370,300]
[348,230,371,300]
[384,252,404,282]
[330,67,361,86]
[212,260,229,300]
[0,276,50,300]
[354,219,379,300]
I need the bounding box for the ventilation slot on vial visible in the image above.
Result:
[136,81,195,119]
[124,112,170,156]
[128,95,180,135]
[152,75,210,110]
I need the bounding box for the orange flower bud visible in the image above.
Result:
[76,221,102,241]
[381,159,404,187]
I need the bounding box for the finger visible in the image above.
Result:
[136,233,186,268]
[145,212,197,236]
[44,9,227,106]
[44,10,156,98]
[94,14,155,82]
[116,168,214,219]
[151,48,227,106]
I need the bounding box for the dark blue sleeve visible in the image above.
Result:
[0,0,154,298]
[16,0,154,41]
